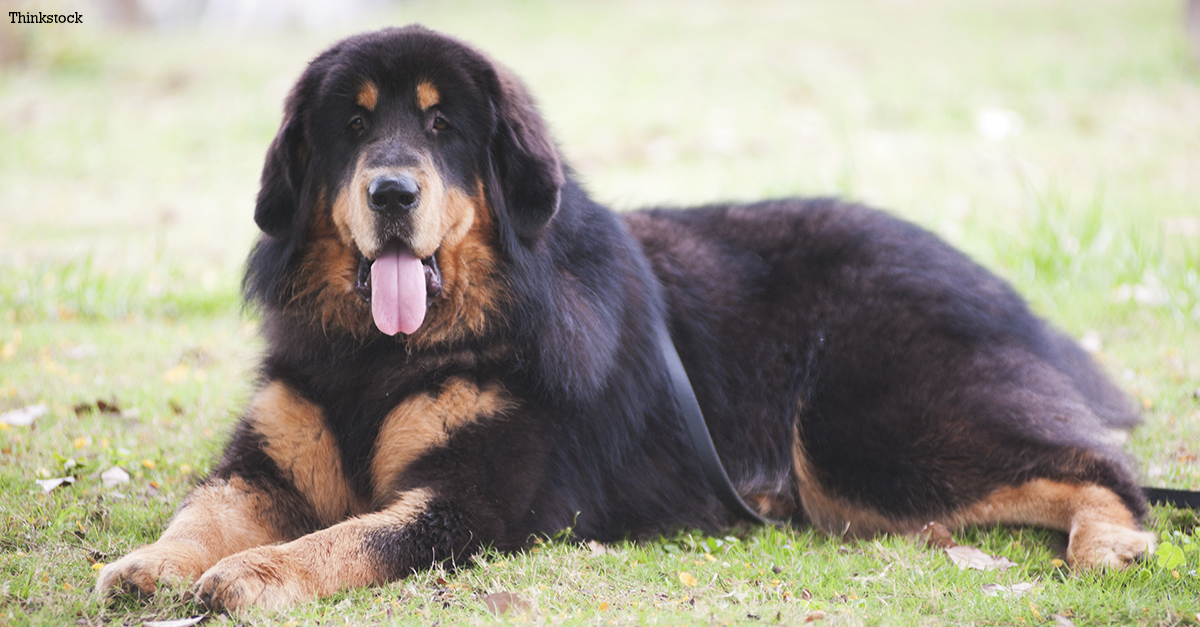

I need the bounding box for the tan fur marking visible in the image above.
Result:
[95,477,282,596]
[295,186,372,334]
[953,478,1155,569]
[331,156,374,252]
[406,155,450,257]
[356,80,379,111]
[416,80,440,110]
[791,424,912,537]
[412,178,506,347]
[749,494,795,519]
[195,488,434,611]
[251,381,358,524]
[371,379,513,504]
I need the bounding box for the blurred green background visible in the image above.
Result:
[1,0,1198,320]
[2,0,1198,320]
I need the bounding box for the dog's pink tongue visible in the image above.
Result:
[370,244,426,336]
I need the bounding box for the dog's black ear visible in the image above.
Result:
[254,111,308,239]
[489,66,565,239]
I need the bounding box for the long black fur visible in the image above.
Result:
[233,25,1145,575]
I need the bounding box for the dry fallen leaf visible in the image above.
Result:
[678,571,699,587]
[1050,614,1076,627]
[163,364,189,384]
[1,404,47,427]
[101,466,130,488]
[920,521,1017,571]
[587,540,609,556]
[483,591,531,615]
[75,399,122,415]
[144,617,205,627]
[919,521,957,548]
[946,545,1017,571]
[35,477,75,493]
[981,582,1035,597]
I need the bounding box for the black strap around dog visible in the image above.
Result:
[658,323,782,526]
[659,322,1199,523]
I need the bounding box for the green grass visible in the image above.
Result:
[1,0,1199,624]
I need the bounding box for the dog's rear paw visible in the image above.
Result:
[1068,521,1156,569]
[95,541,209,598]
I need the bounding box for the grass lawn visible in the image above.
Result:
[1,0,1199,624]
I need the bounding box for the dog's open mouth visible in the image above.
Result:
[355,243,443,336]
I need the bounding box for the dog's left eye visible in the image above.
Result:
[432,115,450,132]
[348,117,365,132]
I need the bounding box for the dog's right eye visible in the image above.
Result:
[348,117,365,133]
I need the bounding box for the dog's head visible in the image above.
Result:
[250,26,563,341]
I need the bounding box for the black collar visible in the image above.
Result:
[657,322,782,526]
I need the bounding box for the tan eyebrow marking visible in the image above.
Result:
[416,81,440,111]
[356,81,379,111]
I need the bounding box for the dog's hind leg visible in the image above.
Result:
[952,478,1156,569]
[789,423,1155,569]
[789,425,920,539]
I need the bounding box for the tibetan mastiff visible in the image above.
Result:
[98,26,1155,610]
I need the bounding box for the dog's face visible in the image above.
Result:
[251,26,564,342]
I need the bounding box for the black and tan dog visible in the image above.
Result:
[97,26,1155,610]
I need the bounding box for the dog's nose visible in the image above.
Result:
[368,175,420,214]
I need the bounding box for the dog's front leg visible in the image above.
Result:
[98,381,354,598]
[95,476,295,597]
[193,487,473,611]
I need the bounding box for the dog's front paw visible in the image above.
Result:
[96,541,209,597]
[195,546,311,612]
[1069,521,1157,569]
